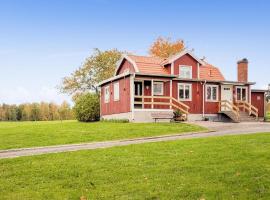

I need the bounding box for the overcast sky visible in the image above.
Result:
[0,0,269,104]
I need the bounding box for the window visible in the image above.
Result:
[104,86,110,103]
[153,82,164,95]
[113,82,120,101]
[178,83,192,101]
[179,65,192,79]
[206,85,219,102]
[236,87,247,101]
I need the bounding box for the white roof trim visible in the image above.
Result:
[164,50,205,66]
[114,54,139,76]
[97,71,130,87]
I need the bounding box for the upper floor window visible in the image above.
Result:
[113,82,120,101]
[236,86,247,101]
[104,86,110,103]
[206,85,219,102]
[178,83,192,101]
[179,65,192,79]
[153,82,164,96]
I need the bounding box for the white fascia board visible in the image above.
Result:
[114,54,139,76]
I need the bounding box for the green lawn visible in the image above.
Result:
[0,133,270,199]
[0,121,205,150]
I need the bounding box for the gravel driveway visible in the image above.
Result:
[1,122,270,159]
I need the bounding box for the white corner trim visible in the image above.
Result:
[171,61,174,75]
[114,54,139,76]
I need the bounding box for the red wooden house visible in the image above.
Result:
[98,50,266,122]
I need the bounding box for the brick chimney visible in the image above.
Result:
[237,58,248,82]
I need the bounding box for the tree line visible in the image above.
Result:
[0,101,74,121]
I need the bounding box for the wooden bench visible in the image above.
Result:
[151,112,174,123]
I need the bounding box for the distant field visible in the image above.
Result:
[0,121,205,150]
[1,133,270,199]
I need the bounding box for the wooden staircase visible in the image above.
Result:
[238,111,257,122]
[219,100,258,123]
[219,100,240,122]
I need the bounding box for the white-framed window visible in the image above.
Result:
[236,86,248,101]
[113,82,120,101]
[153,82,164,96]
[179,65,192,79]
[178,83,192,101]
[104,86,110,103]
[206,85,219,102]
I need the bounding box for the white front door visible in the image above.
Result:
[221,85,233,111]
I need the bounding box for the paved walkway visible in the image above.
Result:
[1,122,270,159]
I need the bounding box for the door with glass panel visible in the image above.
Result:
[134,81,143,109]
[221,85,233,111]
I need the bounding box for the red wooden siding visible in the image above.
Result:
[172,81,202,114]
[117,59,135,75]
[251,92,265,117]
[101,77,131,116]
[173,54,199,79]
[172,81,220,114]
[204,85,221,114]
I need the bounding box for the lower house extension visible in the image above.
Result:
[98,50,267,122]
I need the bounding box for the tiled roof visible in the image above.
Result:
[128,55,170,75]
[199,63,225,81]
[126,54,225,81]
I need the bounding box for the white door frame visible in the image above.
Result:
[221,85,233,111]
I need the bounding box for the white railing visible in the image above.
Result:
[134,95,190,115]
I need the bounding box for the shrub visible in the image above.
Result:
[74,93,100,122]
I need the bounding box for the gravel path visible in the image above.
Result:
[1,122,270,159]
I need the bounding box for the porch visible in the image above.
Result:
[132,77,190,115]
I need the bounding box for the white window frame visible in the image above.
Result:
[178,83,192,101]
[236,86,248,102]
[153,82,164,96]
[179,65,192,79]
[104,86,110,103]
[113,82,120,101]
[206,85,219,102]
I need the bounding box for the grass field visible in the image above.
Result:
[1,133,270,199]
[0,121,205,150]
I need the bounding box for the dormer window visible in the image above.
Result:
[179,65,192,79]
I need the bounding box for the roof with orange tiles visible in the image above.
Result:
[119,53,226,81]
[199,63,225,81]
[127,55,170,75]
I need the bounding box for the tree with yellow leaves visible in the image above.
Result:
[149,37,185,59]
